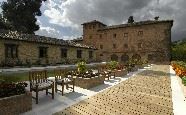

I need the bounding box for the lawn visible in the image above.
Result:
[0,70,55,83]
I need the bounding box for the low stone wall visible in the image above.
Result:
[0,91,32,115]
[115,70,128,77]
[75,76,105,89]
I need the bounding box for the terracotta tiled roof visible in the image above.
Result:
[98,20,173,31]
[0,29,96,49]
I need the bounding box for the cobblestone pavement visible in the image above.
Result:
[54,65,173,115]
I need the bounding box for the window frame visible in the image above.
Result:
[77,50,82,58]
[39,46,48,58]
[5,44,18,59]
[61,48,68,58]
[89,51,93,59]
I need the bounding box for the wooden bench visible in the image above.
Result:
[29,70,54,104]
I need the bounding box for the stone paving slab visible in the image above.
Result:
[54,65,173,115]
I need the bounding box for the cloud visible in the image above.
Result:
[35,0,186,41]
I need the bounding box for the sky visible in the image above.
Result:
[0,0,186,41]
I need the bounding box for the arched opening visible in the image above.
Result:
[111,54,118,61]
[121,54,129,63]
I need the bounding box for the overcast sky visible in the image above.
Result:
[0,0,186,41]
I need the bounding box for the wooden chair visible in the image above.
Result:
[54,69,75,96]
[29,70,54,104]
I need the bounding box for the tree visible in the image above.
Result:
[1,0,47,34]
[128,16,134,24]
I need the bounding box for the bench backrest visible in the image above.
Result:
[54,69,67,80]
[29,70,47,84]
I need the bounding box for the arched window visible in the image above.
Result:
[121,54,129,62]
[111,54,118,61]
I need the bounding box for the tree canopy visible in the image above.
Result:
[0,0,46,34]
[171,38,186,61]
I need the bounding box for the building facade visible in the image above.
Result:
[81,19,173,63]
[0,30,96,67]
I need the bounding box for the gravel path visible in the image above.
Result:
[54,65,173,115]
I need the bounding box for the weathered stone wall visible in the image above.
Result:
[83,21,173,63]
[0,39,96,66]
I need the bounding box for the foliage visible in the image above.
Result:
[172,61,186,78]
[0,82,27,98]
[171,39,186,61]
[107,61,118,70]
[182,77,186,86]
[1,0,47,33]
[77,61,87,73]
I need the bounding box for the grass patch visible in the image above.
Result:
[0,70,55,83]
[182,77,186,86]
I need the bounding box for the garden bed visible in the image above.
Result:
[75,76,105,89]
[0,91,32,115]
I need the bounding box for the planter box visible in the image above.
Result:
[75,76,105,89]
[115,70,128,77]
[0,91,32,115]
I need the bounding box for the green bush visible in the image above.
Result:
[182,77,186,86]
[107,61,118,70]
[77,61,87,73]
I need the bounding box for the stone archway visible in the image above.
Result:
[111,54,118,61]
[132,54,141,61]
[121,54,129,63]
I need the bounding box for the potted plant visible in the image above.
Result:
[0,82,32,114]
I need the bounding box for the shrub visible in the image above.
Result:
[77,61,87,73]
[182,77,186,86]
[0,82,28,98]
[107,61,118,70]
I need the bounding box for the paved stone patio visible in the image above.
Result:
[22,65,186,115]
[54,65,173,115]
[23,66,147,115]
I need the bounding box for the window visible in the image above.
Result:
[89,25,91,29]
[89,35,92,39]
[39,47,48,58]
[89,51,93,59]
[138,43,142,48]
[100,54,103,56]
[124,33,128,37]
[124,44,128,48]
[100,45,103,49]
[113,34,117,38]
[113,44,116,49]
[93,24,95,29]
[138,31,143,36]
[5,44,18,58]
[99,34,102,39]
[77,50,82,58]
[61,48,67,58]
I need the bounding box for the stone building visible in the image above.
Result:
[0,30,96,67]
[81,18,173,63]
